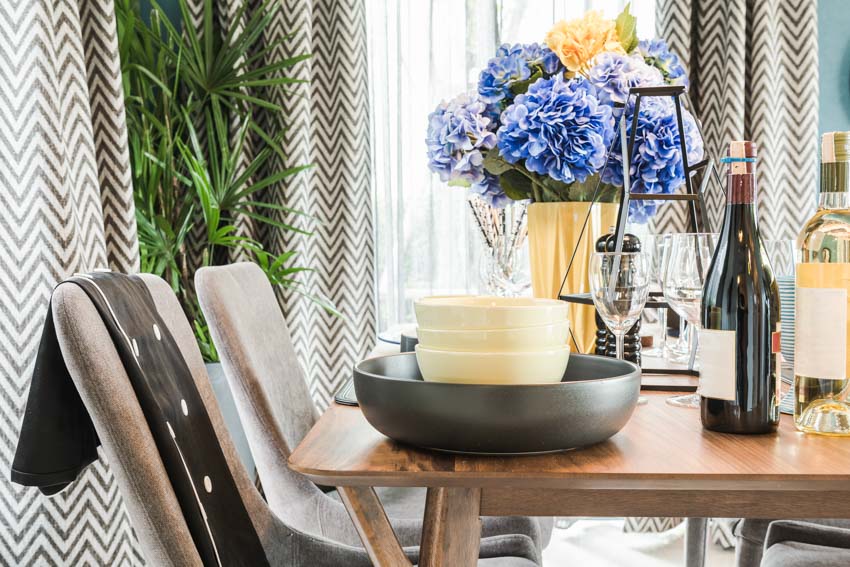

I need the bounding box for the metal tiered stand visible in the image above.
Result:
[558,85,722,376]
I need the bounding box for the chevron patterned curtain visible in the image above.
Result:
[186,0,375,409]
[0,0,143,564]
[654,0,819,240]
[272,0,375,408]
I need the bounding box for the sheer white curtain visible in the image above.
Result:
[366,0,656,331]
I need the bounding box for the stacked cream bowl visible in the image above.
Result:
[413,296,571,385]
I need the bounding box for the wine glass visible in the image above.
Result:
[589,252,650,361]
[663,233,718,408]
[641,235,672,357]
[764,239,797,381]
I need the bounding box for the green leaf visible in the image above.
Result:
[509,68,542,96]
[483,148,512,176]
[498,169,532,201]
[536,175,566,202]
[616,3,639,53]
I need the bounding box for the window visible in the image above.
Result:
[367,0,656,331]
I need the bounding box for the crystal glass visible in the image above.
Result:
[763,240,797,373]
[663,233,718,408]
[667,318,691,363]
[469,197,530,297]
[641,235,672,357]
[589,252,650,361]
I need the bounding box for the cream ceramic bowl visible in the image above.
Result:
[415,345,570,385]
[416,320,570,352]
[414,296,568,331]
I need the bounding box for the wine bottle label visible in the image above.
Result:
[698,328,736,401]
[795,263,850,381]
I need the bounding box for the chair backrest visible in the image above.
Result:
[51,274,277,565]
[195,263,328,528]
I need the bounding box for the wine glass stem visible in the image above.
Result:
[615,331,625,360]
[688,323,699,372]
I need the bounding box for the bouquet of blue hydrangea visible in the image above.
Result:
[426,6,702,223]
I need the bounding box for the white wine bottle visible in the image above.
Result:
[795,131,850,435]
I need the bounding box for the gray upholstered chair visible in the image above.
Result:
[195,262,554,560]
[760,521,850,567]
[50,274,541,566]
[736,518,850,566]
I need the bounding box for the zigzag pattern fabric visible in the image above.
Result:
[653,0,818,240]
[271,0,375,408]
[187,0,376,409]
[0,0,142,564]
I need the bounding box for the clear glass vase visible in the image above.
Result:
[468,196,530,297]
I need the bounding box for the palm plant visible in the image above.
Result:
[117,0,326,360]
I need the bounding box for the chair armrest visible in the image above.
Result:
[272,532,378,567]
[765,520,850,551]
[477,534,539,564]
[401,534,539,566]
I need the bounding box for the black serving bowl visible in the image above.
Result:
[353,352,640,455]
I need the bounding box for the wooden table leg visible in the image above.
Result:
[337,486,412,567]
[419,487,482,567]
[685,517,707,567]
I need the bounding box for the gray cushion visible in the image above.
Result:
[761,541,850,567]
[736,519,850,567]
[760,520,850,567]
[440,558,537,567]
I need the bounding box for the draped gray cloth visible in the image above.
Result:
[653,0,819,241]
[0,0,142,563]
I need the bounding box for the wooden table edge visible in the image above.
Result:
[287,458,850,490]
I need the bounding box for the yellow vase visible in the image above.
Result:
[527,202,619,354]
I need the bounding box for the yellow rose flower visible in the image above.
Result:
[545,11,625,74]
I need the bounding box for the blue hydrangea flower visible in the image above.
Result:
[520,43,563,75]
[628,200,658,224]
[471,172,512,208]
[586,52,664,106]
[497,75,615,184]
[478,43,564,104]
[426,92,497,185]
[426,92,510,208]
[602,96,704,197]
[637,39,688,87]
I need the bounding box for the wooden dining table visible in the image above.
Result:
[289,382,850,567]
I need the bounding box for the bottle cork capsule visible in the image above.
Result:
[727,140,757,174]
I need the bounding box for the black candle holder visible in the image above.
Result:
[557,85,724,376]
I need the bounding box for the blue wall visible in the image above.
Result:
[141,0,181,27]
[819,0,850,133]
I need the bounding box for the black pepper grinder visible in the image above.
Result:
[594,230,642,365]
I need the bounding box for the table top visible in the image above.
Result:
[289,391,850,491]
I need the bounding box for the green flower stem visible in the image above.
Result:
[508,163,546,202]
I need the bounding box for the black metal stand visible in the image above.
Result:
[557,85,722,377]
